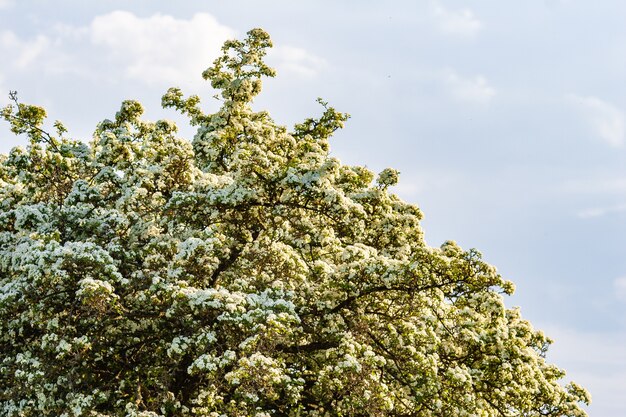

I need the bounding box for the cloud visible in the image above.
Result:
[431,1,482,38]
[0,31,50,69]
[614,277,626,301]
[268,46,327,78]
[0,11,326,89]
[539,324,626,417]
[390,182,422,199]
[577,203,626,219]
[86,11,236,85]
[563,177,626,196]
[86,12,327,83]
[568,94,625,147]
[543,0,571,7]
[0,73,6,98]
[0,0,13,9]
[443,69,496,104]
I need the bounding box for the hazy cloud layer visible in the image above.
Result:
[564,177,626,195]
[568,94,625,147]
[442,69,496,104]
[267,46,328,78]
[431,1,482,37]
[614,277,626,301]
[543,324,626,415]
[577,203,626,219]
[0,31,50,69]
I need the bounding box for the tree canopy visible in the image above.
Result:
[0,28,589,417]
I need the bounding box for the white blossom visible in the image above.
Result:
[0,28,589,417]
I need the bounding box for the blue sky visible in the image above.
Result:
[1,1,625,415]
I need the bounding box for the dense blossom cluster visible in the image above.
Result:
[0,29,589,416]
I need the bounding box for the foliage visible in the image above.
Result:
[0,28,589,417]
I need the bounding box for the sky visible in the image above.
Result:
[1,0,625,415]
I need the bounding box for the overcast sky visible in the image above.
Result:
[1,1,625,415]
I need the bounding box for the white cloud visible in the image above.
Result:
[0,11,325,89]
[86,12,327,83]
[443,69,496,104]
[431,1,482,38]
[0,0,13,9]
[87,11,236,85]
[543,0,571,6]
[0,31,50,69]
[390,182,421,199]
[0,73,6,99]
[614,277,626,301]
[568,94,625,147]
[543,325,626,367]
[563,177,626,196]
[577,203,626,219]
[268,46,327,78]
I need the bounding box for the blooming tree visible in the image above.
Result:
[0,29,589,417]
